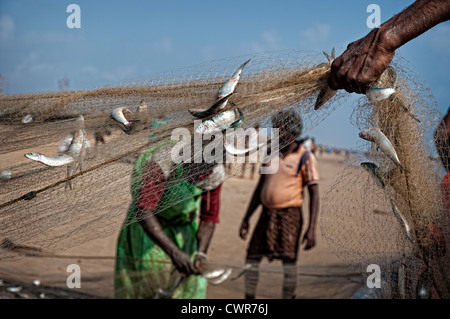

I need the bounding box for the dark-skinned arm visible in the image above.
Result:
[239,175,265,240]
[194,183,223,268]
[137,162,199,275]
[302,183,320,250]
[329,0,450,93]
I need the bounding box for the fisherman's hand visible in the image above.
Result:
[328,28,395,94]
[239,220,249,240]
[170,250,199,276]
[194,252,207,269]
[302,229,316,250]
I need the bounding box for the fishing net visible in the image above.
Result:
[0,50,448,299]
[320,58,450,298]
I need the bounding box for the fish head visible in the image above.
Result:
[195,123,206,134]
[358,129,374,142]
[22,114,33,124]
[137,100,148,112]
[25,153,42,161]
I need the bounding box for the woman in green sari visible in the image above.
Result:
[115,142,224,299]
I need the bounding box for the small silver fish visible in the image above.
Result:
[195,109,243,134]
[156,275,185,298]
[231,264,252,281]
[6,286,23,293]
[224,132,266,157]
[111,107,133,130]
[58,135,74,153]
[210,268,233,285]
[25,153,75,166]
[137,100,148,113]
[22,114,33,124]
[390,199,415,244]
[366,66,397,103]
[189,93,233,119]
[65,126,87,190]
[25,115,87,190]
[366,88,396,103]
[359,127,409,172]
[370,66,397,89]
[315,48,337,110]
[203,269,226,279]
[218,59,251,99]
[361,162,386,188]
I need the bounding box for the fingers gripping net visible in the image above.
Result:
[0,51,344,260]
[320,58,449,298]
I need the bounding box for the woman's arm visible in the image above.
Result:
[137,161,199,275]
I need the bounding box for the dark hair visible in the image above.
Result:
[272,109,303,139]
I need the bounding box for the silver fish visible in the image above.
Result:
[22,114,33,124]
[231,264,252,281]
[315,48,337,110]
[218,59,251,99]
[6,286,23,293]
[370,66,397,89]
[111,107,132,129]
[366,66,397,103]
[203,268,226,279]
[366,88,396,103]
[58,135,74,153]
[189,93,233,119]
[224,132,266,157]
[195,109,242,134]
[25,115,87,190]
[25,153,75,166]
[137,100,148,113]
[156,275,185,298]
[210,268,233,285]
[359,127,409,172]
[390,198,415,244]
[65,125,87,190]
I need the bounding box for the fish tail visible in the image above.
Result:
[399,163,410,174]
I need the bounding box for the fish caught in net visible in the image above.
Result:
[320,59,449,298]
[0,49,448,299]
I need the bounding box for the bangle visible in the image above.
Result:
[196,252,207,259]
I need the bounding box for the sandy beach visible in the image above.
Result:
[0,149,368,299]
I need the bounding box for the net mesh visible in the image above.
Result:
[0,50,448,298]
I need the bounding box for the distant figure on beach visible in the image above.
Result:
[238,110,320,299]
[94,130,111,146]
[328,0,450,94]
[296,136,317,154]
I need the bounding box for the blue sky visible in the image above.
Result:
[0,0,449,149]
